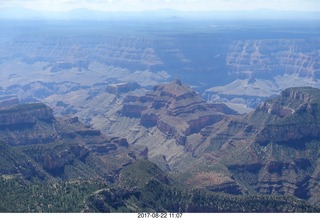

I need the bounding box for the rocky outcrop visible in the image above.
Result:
[91,137,129,154]
[0,103,54,128]
[256,87,318,115]
[0,103,128,150]
[0,102,135,181]
[0,103,58,146]
[43,145,89,170]
[186,114,225,135]
[199,87,320,205]
[254,87,320,145]
[120,80,236,145]
[256,102,294,118]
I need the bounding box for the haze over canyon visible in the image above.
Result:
[1,7,320,213]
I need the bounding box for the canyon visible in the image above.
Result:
[1,20,319,112]
[2,81,320,207]
[1,18,320,212]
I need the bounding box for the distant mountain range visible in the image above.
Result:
[0,7,319,20]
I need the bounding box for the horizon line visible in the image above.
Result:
[1,6,320,13]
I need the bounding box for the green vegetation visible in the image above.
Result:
[119,159,170,189]
[0,177,106,212]
[85,160,320,213]
[0,140,107,181]
[2,91,320,213]
[87,182,318,213]
[0,157,319,213]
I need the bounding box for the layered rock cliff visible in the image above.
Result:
[0,103,135,181]
[205,38,320,111]
[195,87,320,205]
[226,40,320,80]
[120,80,236,145]
[254,87,320,145]
[0,103,54,128]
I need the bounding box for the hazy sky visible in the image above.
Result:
[0,0,319,12]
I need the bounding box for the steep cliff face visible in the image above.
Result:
[0,103,54,128]
[197,87,320,205]
[0,103,135,181]
[120,80,236,145]
[205,38,320,111]
[226,40,320,80]
[254,87,320,145]
[42,145,89,170]
[0,103,57,145]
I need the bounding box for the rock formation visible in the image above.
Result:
[0,103,54,128]
[195,87,320,205]
[0,102,135,181]
[253,87,320,144]
[226,40,320,80]
[120,80,237,145]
